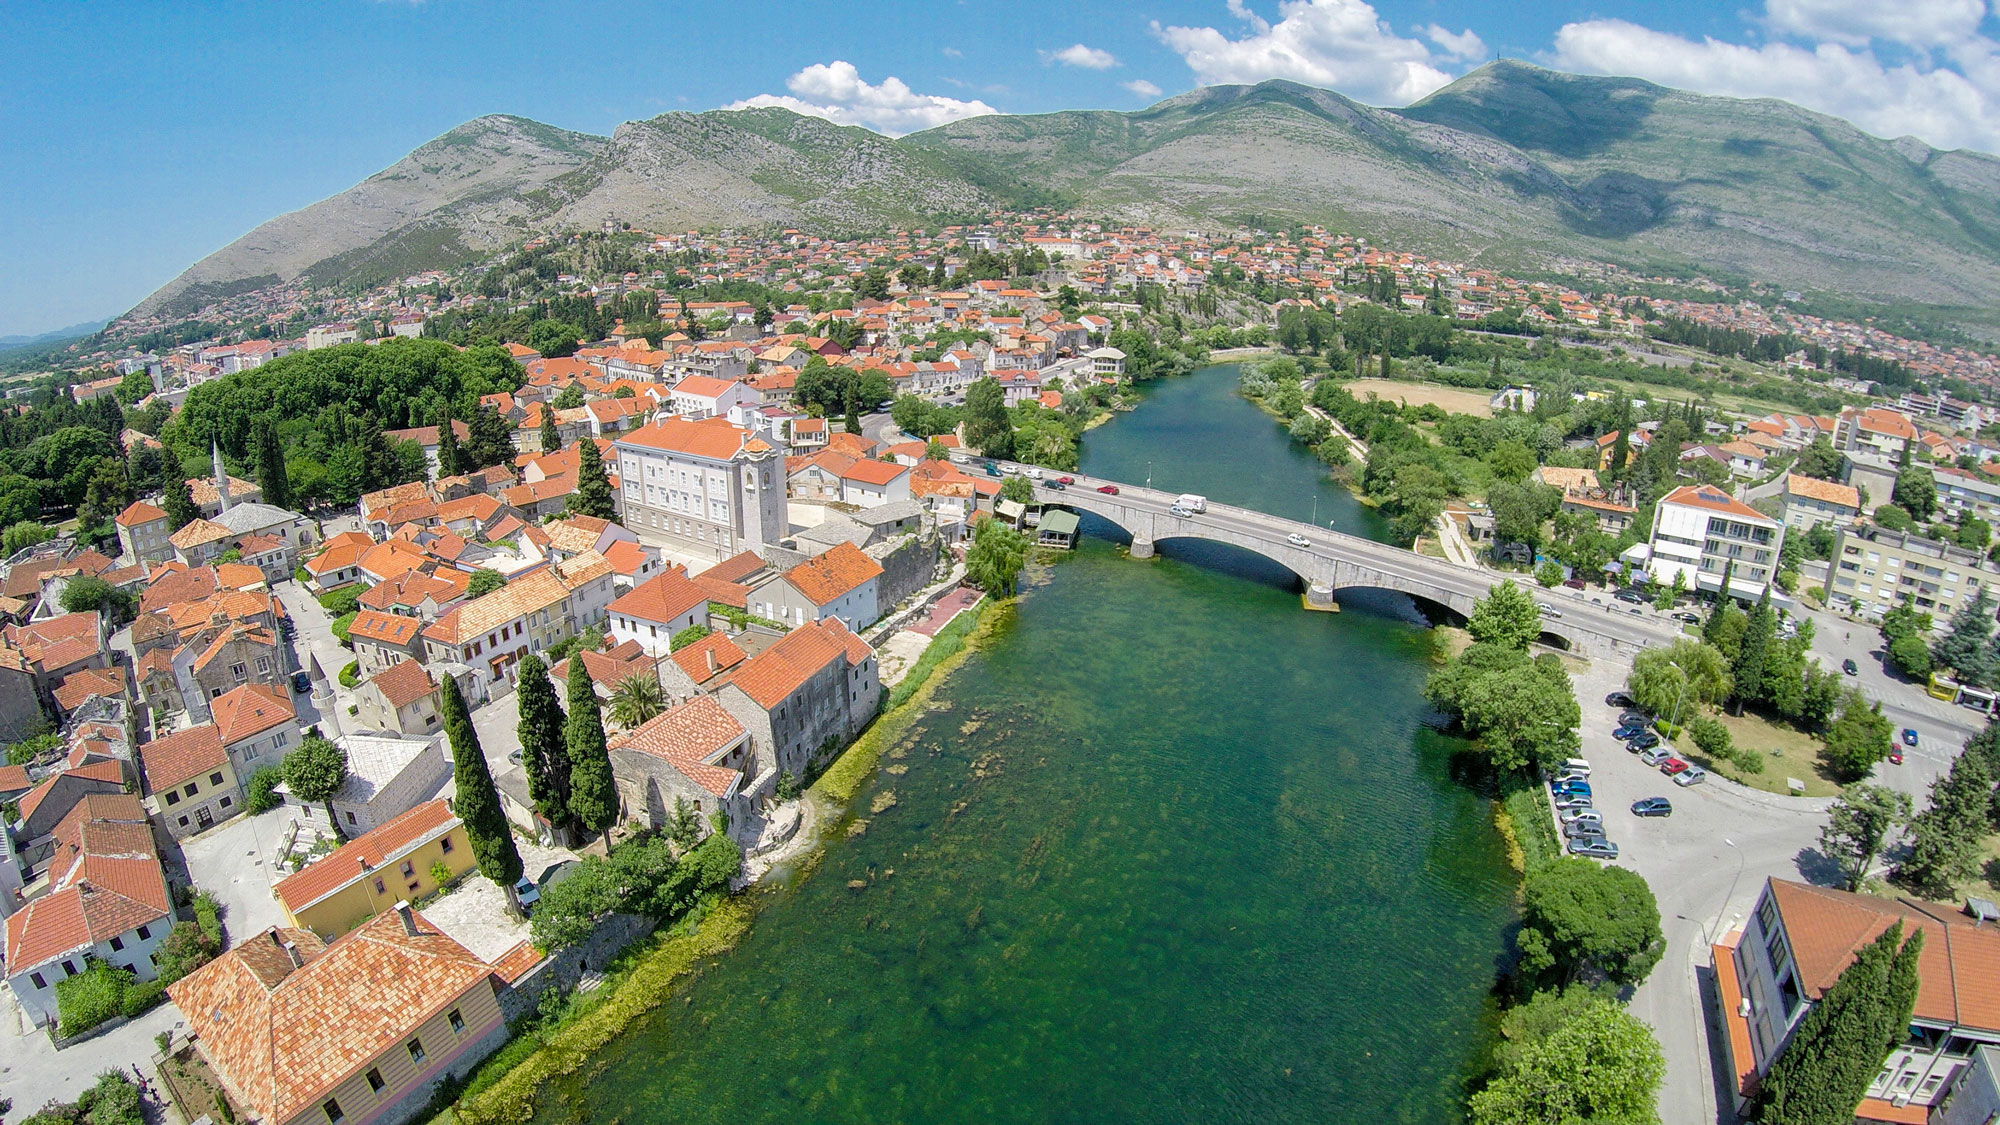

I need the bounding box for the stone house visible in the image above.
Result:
[714,617,880,782]
[608,695,758,840]
[749,542,883,633]
[352,660,443,740]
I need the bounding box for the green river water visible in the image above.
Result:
[536,364,1519,1123]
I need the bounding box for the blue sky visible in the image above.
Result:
[5,0,1998,337]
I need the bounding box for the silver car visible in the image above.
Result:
[1567,836,1620,859]
[1563,818,1605,838]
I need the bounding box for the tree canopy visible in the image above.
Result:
[1471,998,1665,1125]
[281,733,349,837]
[1518,858,1665,989]
[564,655,619,833]
[1467,580,1544,652]
[1756,921,1924,1125]
[441,675,522,896]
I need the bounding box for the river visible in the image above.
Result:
[530,364,1519,1123]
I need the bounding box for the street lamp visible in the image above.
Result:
[1146,460,1153,489]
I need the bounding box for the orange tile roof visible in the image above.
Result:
[210,683,294,747]
[169,909,495,1124]
[614,415,755,460]
[1769,878,2000,1032]
[669,631,746,685]
[783,542,884,607]
[723,616,869,708]
[53,666,126,712]
[347,609,426,648]
[1783,474,1861,509]
[5,881,167,971]
[838,459,908,486]
[1660,484,1777,525]
[115,500,166,527]
[607,570,709,626]
[368,659,437,709]
[273,800,461,915]
[608,695,745,796]
[423,569,571,646]
[142,723,226,790]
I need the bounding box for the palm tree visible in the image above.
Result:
[609,673,666,728]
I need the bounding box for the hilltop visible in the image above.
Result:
[127,61,2000,321]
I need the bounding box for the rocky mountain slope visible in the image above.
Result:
[129,62,2000,319]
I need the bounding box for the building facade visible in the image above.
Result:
[1644,484,1786,602]
[1829,524,2000,619]
[613,417,785,563]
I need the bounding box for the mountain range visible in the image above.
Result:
[129,60,2000,322]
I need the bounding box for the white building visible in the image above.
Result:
[613,416,786,563]
[1644,484,1785,602]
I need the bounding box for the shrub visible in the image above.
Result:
[1734,748,1766,774]
[245,766,284,813]
[430,860,454,886]
[317,586,361,616]
[338,661,360,689]
[669,624,713,652]
[1689,716,1733,760]
[119,978,164,1019]
[330,611,357,646]
[55,961,133,1037]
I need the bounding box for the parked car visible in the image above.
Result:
[1627,732,1662,751]
[1639,746,1671,767]
[1618,710,1650,726]
[1671,611,1701,624]
[1605,691,1635,708]
[278,617,295,638]
[1660,757,1691,776]
[1889,749,1904,766]
[1056,476,1075,485]
[1562,579,1586,590]
[1567,837,1621,859]
[1558,807,1602,826]
[1564,819,1607,838]
[1552,783,1592,801]
[1902,728,1920,747]
[1538,603,1563,619]
[1287,533,1311,547]
[1614,589,1646,604]
[1631,797,1673,817]
[1553,793,1595,812]
[1025,467,1043,479]
[1097,484,1120,495]
[1044,480,1067,490]
[1613,724,1646,741]
[513,877,542,913]
[1842,658,1859,676]
[291,671,312,695]
[1672,766,1708,787]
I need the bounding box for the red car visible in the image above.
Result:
[1889,750,1904,765]
[1097,484,1120,495]
[1056,476,1075,485]
[1660,757,1690,776]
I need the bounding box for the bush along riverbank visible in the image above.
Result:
[446,594,1004,1125]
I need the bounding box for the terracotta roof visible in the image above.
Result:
[608,695,745,796]
[115,500,166,527]
[54,666,126,712]
[1783,474,1861,509]
[142,722,228,790]
[723,616,870,708]
[607,570,709,626]
[214,562,268,590]
[7,612,100,673]
[5,880,168,972]
[347,609,426,648]
[783,542,884,607]
[1660,484,1778,525]
[669,631,746,685]
[550,639,656,696]
[423,569,572,647]
[141,565,221,612]
[1768,878,2000,1032]
[698,550,768,585]
[367,659,437,710]
[170,518,233,550]
[614,415,756,460]
[273,800,461,915]
[210,683,294,747]
[838,459,908,486]
[168,908,494,1124]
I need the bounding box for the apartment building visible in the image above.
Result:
[1779,474,1863,530]
[1643,484,1785,602]
[419,561,612,698]
[1829,524,2000,619]
[613,416,785,563]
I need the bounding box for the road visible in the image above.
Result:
[273,580,349,737]
[1567,658,1832,1125]
[1008,461,1683,656]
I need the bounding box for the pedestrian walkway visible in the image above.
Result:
[909,587,980,636]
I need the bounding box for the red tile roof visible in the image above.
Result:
[608,695,745,796]
[697,551,767,585]
[272,800,460,915]
[368,659,437,710]
[783,542,884,607]
[1769,878,2000,1032]
[606,570,709,626]
[210,683,294,747]
[142,723,227,791]
[1660,484,1778,525]
[723,617,870,708]
[669,631,746,685]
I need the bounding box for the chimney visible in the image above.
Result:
[394,900,418,936]
[706,649,717,675]
[280,940,302,969]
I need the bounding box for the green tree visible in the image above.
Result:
[59,576,136,626]
[1518,858,1665,989]
[610,673,666,728]
[1895,750,1995,897]
[962,378,1014,459]
[254,418,290,510]
[1731,584,1777,711]
[1894,467,1938,520]
[1756,922,1925,1125]
[2,520,51,556]
[1820,785,1913,891]
[1794,437,1848,481]
[1488,440,1537,483]
[527,320,583,359]
[467,569,506,597]
[513,654,572,838]
[998,475,1035,505]
[162,473,199,532]
[1470,1000,1665,1125]
[538,405,560,456]
[1534,560,1564,588]
[1426,644,1581,771]
[1932,585,1997,687]
[441,675,523,906]
[669,624,712,652]
[1821,690,1893,782]
[1625,640,1733,720]
[571,438,617,520]
[564,656,618,834]
[464,402,516,470]
[1487,481,1560,549]
[436,410,466,477]
[281,733,349,838]
[966,518,1031,595]
[1468,580,1543,651]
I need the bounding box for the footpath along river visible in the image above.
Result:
[531,364,1520,1123]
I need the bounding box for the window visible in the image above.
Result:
[30,972,46,989]
[373,878,386,895]
[366,1069,385,1094]
[136,924,151,940]
[231,663,247,680]
[184,782,199,799]
[346,812,357,826]
[257,657,271,673]
[110,935,125,952]
[177,815,189,827]
[220,796,232,809]
[210,771,225,787]
[439,834,453,854]
[448,1008,465,1033]
[407,1038,427,1066]
[62,960,78,977]
[165,790,180,806]
[324,1099,344,1124]
[400,861,415,878]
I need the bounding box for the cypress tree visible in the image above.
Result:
[162,473,199,532]
[564,655,619,833]
[465,402,515,469]
[1757,922,1922,1125]
[1733,584,1776,712]
[570,439,616,520]
[1608,397,1632,480]
[255,419,290,510]
[1707,559,1736,629]
[436,408,464,478]
[538,403,560,455]
[440,675,522,900]
[513,654,572,835]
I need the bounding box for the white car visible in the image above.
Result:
[1537,602,1563,619]
[1025,467,1044,479]
[1286,532,1311,547]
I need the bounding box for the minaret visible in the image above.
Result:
[212,442,232,513]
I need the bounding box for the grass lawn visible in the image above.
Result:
[1672,709,1845,798]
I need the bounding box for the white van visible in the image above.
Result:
[1560,758,1591,777]
[1177,494,1208,513]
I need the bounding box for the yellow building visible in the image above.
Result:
[273,799,472,938]
[142,723,243,839]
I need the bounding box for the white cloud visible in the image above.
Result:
[942,46,963,58]
[725,61,999,136]
[1551,19,2000,152]
[1044,43,1119,69]
[1123,79,1165,97]
[1153,0,1456,106]
[1421,24,1487,63]
[1763,0,1988,48]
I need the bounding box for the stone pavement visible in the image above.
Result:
[0,987,184,1114]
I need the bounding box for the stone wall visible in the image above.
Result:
[867,531,940,613]
[496,912,654,1023]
